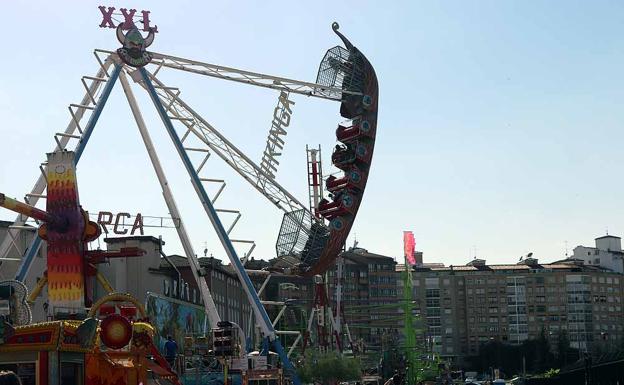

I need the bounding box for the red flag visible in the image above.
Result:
[403,231,416,265]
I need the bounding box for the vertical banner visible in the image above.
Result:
[46,151,85,310]
[403,231,416,265]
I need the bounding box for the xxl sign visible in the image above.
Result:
[98,6,158,32]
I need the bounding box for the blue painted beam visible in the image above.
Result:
[139,67,302,385]
[15,64,122,282]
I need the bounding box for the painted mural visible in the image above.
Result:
[145,292,208,352]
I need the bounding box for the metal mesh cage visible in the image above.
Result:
[276,209,308,257]
[275,209,329,267]
[316,46,365,95]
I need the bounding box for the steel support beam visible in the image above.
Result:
[13,63,122,282]
[119,68,221,328]
[0,56,115,276]
[95,49,358,101]
[135,69,309,214]
[140,68,301,385]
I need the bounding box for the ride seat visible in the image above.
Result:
[336,123,361,143]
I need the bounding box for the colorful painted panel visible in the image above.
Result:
[0,321,59,352]
[46,151,85,310]
[0,320,97,353]
[145,293,207,352]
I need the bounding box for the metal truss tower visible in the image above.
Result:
[306,145,324,219]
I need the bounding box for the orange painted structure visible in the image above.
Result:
[0,293,180,385]
[0,152,145,313]
[0,149,180,384]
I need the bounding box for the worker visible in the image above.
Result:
[164,335,178,368]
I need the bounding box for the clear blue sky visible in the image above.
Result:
[1,1,623,266]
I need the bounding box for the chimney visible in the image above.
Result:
[414,251,423,266]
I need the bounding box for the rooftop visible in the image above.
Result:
[395,255,617,273]
[342,247,396,264]
[158,254,241,278]
[596,235,621,240]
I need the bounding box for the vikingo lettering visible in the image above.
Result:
[96,211,144,235]
[259,91,295,179]
[98,6,158,32]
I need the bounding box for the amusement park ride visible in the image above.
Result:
[0,8,378,385]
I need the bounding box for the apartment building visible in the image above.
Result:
[103,237,319,348]
[573,234,624,273]
[327,247,398,350]
[399,257,624,364]
[99,236,253,332]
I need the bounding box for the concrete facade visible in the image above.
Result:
[97,236,165,299]
[400,257,624,364]
[327,247,398,351]
[573,235,624,273]
[98,236,254,333]
[0,227,308,345]
[8,222,624,365]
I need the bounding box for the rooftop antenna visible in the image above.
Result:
[565,240,568,257]
[203,241,208,257]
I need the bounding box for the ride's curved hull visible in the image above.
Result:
[305,37,379,276]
